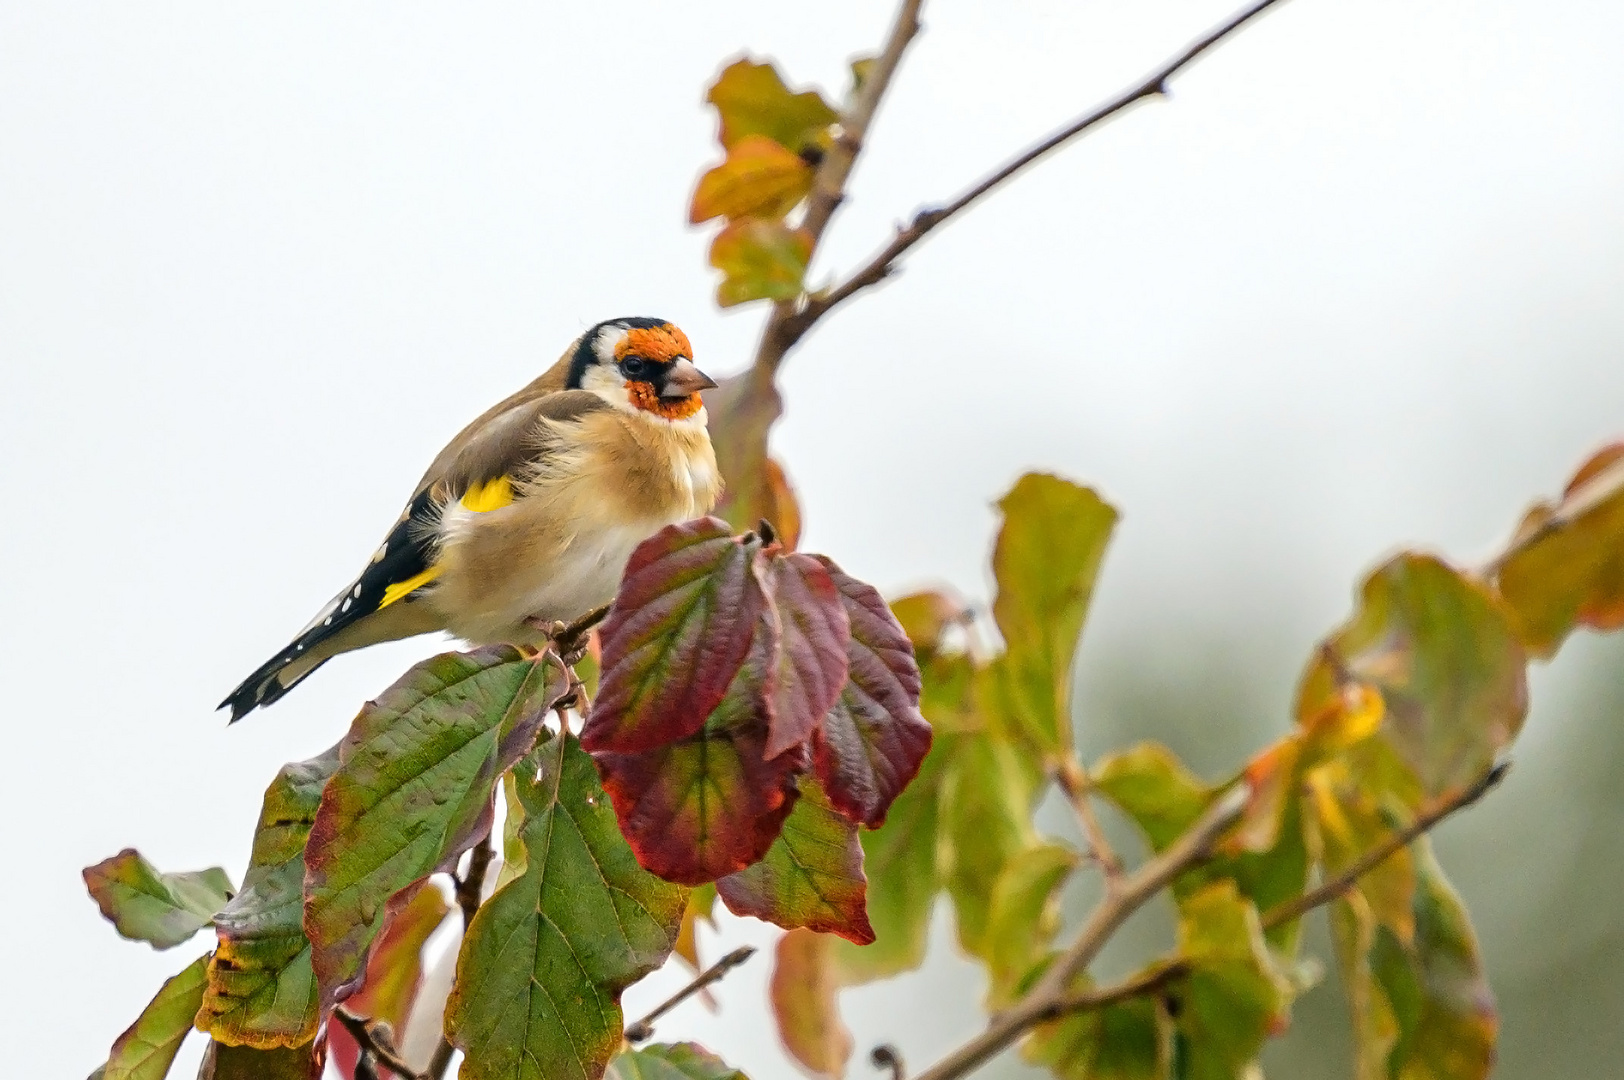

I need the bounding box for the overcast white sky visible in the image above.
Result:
[3,1,1622,1076]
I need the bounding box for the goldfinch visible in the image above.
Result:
[221,317,721,721]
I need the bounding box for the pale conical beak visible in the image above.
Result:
[663,357,718,396]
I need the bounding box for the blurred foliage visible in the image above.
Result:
[81,9,1624,1080]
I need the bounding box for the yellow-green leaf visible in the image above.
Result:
[706,58,838,152]
[709,219,811,308]
[1174,882,1292,1080]
[95,954,209,1080]
[607,1043,750,1080]
[1024,995,1170,1080]
[984,844,1079,1007]
[940,730,1041,958]
[1093,742,1209,853]
[1321,554,1526,797]
[990,474,1119,756]
[1497,442,1624,656]
[83,851,233,951]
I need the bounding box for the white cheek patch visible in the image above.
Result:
[580,364,637,412]
[593,326,627,365]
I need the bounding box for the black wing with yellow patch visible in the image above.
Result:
[220,389,607,721]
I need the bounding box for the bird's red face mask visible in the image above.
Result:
[615,324,714,421]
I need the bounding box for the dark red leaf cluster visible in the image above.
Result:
[583,518,931,938]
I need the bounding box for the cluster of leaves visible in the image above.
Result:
[85,519,928,1080]
[751,443,1624,1080]
[691,58,849,307]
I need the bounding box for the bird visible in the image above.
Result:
[220,316,722,721]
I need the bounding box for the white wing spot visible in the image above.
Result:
[341,597,353,613]
[353,583,364,598]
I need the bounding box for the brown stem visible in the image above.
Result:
[1055,756,1124,887]
[1262,759,1510,932]
[623,945,757,1043]
[334,1008,424,1080]
[910,782,1251,1080]
[752,0,926,377]
[1038,762,1510,1037]
[777,0,1293,352]
[914,758,1508,1080]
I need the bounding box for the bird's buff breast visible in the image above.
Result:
[428,411,721,643]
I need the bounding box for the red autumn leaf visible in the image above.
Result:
[763,552,850,759]
[808,557,931,827]
[593,632,804,884]
[584,519,767,755]
[328,884,450,1080]
[716,779,874,944]
[690,135,814,225]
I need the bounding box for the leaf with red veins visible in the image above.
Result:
[595,723,805,887]
[763,552,851,759]
[808,557,931,828]
[716,779,875,944]
[585,519,767,755]
[594,633,805,885]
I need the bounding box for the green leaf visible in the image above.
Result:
[607,1043,749,1080]
[709,219,812,307]
[940,730,1041,958]
[585,519,767,755]
[706,58,838,152]
[195,1041,318,1080]
[1093,742,1209,853]
[889,589,970,660]
[1497,442,1624,656]
[810,556,932,828]
[197,745,337,1048]
[83,850,233,950]
[985,843,1079,1007]
[763,551,851,758]
[1173,882,1291,1080]
[1390,842,1497,1079]
[770,928,852,1079]
[716,778,874,943]
[446,736,688,1080]
[832,739,945,984]
[1024,995,1170,1080]
[990,474,1118,756]
[304,647,564,1011]
[1324,554,1527,796]
[95,953,208,1080]
[1306,765,1416,943]
[690,135,814,224]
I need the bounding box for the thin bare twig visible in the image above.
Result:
[334,1008,424,1080]
[624,946,757,1043]
[752,0,926,377]
[1040,760,1511,1029]
[910,782,1251,1080]
[1055,756,1125,887]
[1262,759,1510,932]
[774,0,1293,355]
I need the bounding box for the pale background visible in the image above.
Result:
[4,0,1623,1076]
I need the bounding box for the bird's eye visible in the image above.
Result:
[620,357,648,379]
